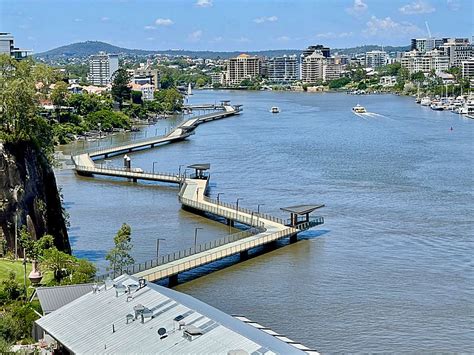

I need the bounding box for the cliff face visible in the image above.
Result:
[0,141,70,254]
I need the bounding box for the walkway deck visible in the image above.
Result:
[132,177,324,283]
[72,105,240,182]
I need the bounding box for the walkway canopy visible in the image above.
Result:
[187,163,210,179]
[281,204,325,227]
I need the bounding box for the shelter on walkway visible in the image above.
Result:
[281,204,325,227]
[187,163,210,179]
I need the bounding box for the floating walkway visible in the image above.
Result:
[71,103,324,285]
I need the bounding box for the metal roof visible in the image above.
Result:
[280,204,325,215]
[36,274,307,354]
[188,163,211,170]
[35,283,94,315]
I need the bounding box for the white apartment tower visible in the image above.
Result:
[365,50,388,69]
[266,55,300,83]
[88,52,119,86]
[301,51,325,84]
[226,54,262,86]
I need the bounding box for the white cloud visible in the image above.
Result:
[74,18,83,22]
[446,0,460,10]
[144,25,156,30]
[196,0,213,7]
[146,37,155,41]
[363,16,423,37]
[277,36,290,41]
[101,16,110,21]
[254,16,278,24]
[155,18,174,26]
[210,36,223,42]
[189,30,203,41]
[347,0,368,15]
[399,1,435,14]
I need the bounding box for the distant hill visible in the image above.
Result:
[36,41,410,61]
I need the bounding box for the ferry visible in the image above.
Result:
[352,104,366,113]
[270,106,280,113]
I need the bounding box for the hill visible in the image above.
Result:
[36,41,410,61]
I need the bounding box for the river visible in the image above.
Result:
[57,91,473,352]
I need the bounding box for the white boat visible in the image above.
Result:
[430,102,444,111]
[420,97,431,106]
[187,83,193,96]
[352,104,366,113]
[270,106,280,113]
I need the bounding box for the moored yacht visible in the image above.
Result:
[420,97,431,106]
[270,106,280,113]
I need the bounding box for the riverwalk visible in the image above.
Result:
[71,102,324,285]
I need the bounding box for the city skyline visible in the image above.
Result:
[1,0,472,53]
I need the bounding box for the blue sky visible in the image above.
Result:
[1,0,472,53]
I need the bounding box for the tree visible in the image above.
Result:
[328,77,351,89]
[41,248,75,283]
[111,68,131,109]
[106,223,134,276]
[131,90,143,105]
[50,81,69,108]
[159,71,175,89]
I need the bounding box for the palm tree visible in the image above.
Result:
[41,248,76,283]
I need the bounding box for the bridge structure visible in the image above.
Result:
[71,103,324,285]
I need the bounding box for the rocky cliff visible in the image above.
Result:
[0,141,70,254]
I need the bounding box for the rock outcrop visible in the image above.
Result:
[0,141,70,254]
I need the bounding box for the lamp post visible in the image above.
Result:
[236,198,243,220]
[152,161,158,174]
[178,164,184,177]
[156,238,165,260]
[194,227,203,251]
[257,203,265,225]
[217,193,224,204]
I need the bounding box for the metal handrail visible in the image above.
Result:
[179,196,266,228]
[74,165,183,180]
[99,225,296,282]
[96,225,264,281]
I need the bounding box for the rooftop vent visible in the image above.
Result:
[138,278,147,288]
[183,325,203,341]
[158,327,168,340]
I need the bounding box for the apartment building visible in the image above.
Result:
[365,50,388,69]
[265,55,300,83]
[400,49,449,74]
[461,58,474,79]
[439,40,473,67]
[88,52,119,86]
[226,54,261,86]
[301,51,325,83]
[0,32,30,60]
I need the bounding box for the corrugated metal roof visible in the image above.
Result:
[36,275,306,354]
[36,283,94,314]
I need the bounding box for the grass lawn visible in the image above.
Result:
[0,258,53,288]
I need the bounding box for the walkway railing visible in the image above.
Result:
[74,165,183,181]
[127,226,296,283]
[95,226,265,281]
[179,196,266,228]
[203,196,287,225]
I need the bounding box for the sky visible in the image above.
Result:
[1,0,472,53]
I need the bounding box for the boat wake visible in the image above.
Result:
[353,112,389,119]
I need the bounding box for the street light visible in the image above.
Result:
[156,238,166,260]
[236,198,243,220]
[257,203,265,225]
[152,161,158,174]
[194,227,203,251]
[217,193,224,204]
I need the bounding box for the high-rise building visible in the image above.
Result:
[301,51,325,83]
[439,39,473,67]
[265,55,300,83]
[225,54,261,86]
[400,49,449,74]
[461,58,474,79]
[365,50,388,68]
[410,38,444,53]
[302,45,330,59]
[0,32,30,60]
[88,52,119,86]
